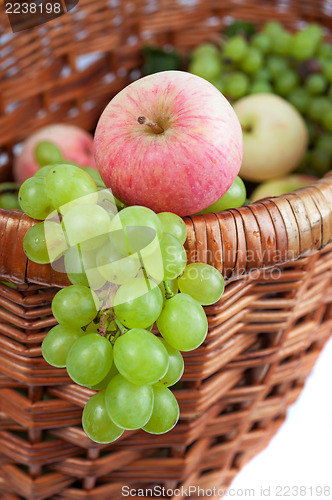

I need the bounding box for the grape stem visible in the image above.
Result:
[112,330,121,343]
[137,255,151,291]
[163,281,175,299]
[137,116,164,134]
[99,311,109,337]
[114,318,128,336]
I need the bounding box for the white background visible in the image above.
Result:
[229,337,332,500]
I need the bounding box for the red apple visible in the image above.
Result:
[94,71,243,216]
[14,124,96,185]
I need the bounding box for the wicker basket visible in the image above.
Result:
[0,1,332,499]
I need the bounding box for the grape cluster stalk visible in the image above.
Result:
[19,159,225,443]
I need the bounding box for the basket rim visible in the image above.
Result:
[0,171,331,288]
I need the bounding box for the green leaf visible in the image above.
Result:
[224,21,256,38]
[143,46,182,75]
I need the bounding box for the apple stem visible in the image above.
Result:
[242,124,253,133]
[137,116,164,134]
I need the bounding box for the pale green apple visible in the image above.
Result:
[234,93,308,182]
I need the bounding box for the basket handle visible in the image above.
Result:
[0,174,331,287]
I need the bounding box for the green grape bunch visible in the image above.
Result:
[188,20,332,178]
[19,160,227,444]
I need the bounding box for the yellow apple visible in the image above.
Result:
[234,94,308,182]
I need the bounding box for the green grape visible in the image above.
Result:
[191,44,220,59]
[64,246,106,290]
[319,43,332,59]
[310,149,330,175]
[160,233,187,280]
[323,108,332,132]
[240,47,263,74]
[157,338,184,387]
[157,212,187,245]
[34,141,63,167]
[109,205,162,254]
[65,247,89,288]
[81,167,106,188]
[44,164,97,210]
[142,385,179,435]
[105,374,154,430]
[304,24,323,44]
[274,70,299,96]
[224,72,250,99]
[45,221,68,262]
[325,65,332,87]
[316,134,332,156]
[52,285,98,327]
[82,391,124,444]
[0,192,20,210]
[66,333,113,386]
[211,75,228,93]
[266,55,289,78]
[249,80,273,94]
[251,33,271,54]
[34,165,55,179]
[23,221,67,264]
[189,55,223,82]
[156,293,208,351]
[62,204,111,250]
[62,160,80,167]
[263,21,284,39]
[307,97,332,122]
[89,363,119,391]
[113,329,169,385]
[96,240,140,285]
[197,176,246,213]
[0,182,18,197]
[42,324,85,367]
[19,177,55,220]
[255,67,272,81]
[223,36,248,62]
[271,30,292,55]
[178,263,225,306]
[114,277,163,329]
[291,31,318,60]
[305,74,328,95]
[287,88,310,113]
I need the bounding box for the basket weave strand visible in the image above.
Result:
[0,1,332,499]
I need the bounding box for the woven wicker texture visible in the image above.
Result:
[0,1,332,499]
